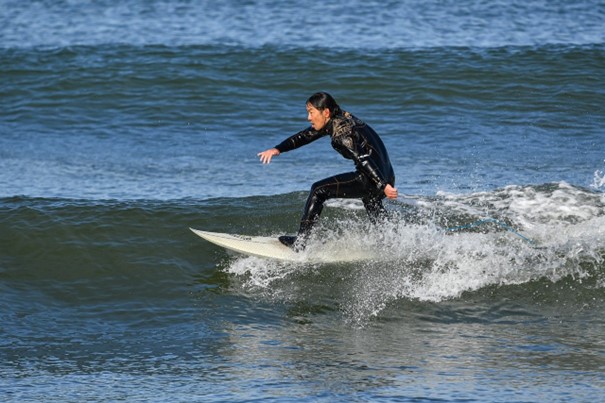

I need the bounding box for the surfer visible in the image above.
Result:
[258,92,398,250]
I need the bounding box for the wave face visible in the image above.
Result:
[2,183,603,320]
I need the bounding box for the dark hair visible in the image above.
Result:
[306,92,342,117]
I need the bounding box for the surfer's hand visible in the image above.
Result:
[258,148,280,164]
[384,184,398,199]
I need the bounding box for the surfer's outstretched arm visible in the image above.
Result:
[259,125,325,165]
[258,148,280,164]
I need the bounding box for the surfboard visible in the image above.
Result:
[189,228,373,263]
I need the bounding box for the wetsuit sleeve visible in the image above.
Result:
[337,132,389,191]
[356,152,389,191]
[274,127,325,153]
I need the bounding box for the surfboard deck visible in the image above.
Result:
[190,228,299,261]
[190,228,373,263]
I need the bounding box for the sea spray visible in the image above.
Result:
[222,183,605,324]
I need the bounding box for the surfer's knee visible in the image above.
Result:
[309,181,331,202]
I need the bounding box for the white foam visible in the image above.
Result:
[223,183,604,322]
[591,162,605,190]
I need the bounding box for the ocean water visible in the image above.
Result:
[1,0,604,401]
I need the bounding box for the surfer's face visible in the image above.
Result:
[306,103,330,131]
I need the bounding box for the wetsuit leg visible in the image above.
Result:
[362,193,388,224]
[296,171,384,239]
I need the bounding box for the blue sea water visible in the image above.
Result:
[1,1,604,401]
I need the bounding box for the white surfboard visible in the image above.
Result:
[190,228,373,263]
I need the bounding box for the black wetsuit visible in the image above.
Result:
[275,111,395,243]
